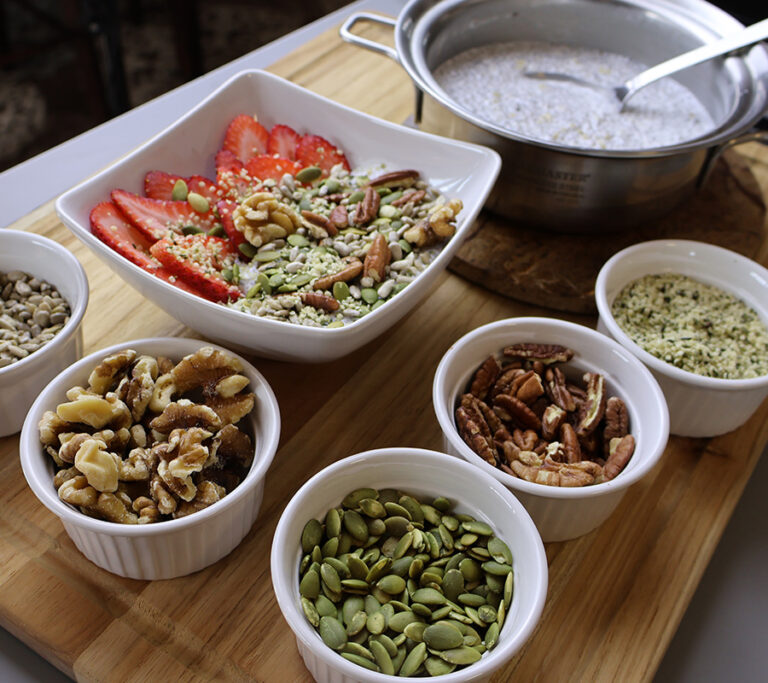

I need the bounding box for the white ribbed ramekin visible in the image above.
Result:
[433,317,669,542]
[0,230,88,437]
[596,239,768,437]
[20,337,280,580]
[271,448,548,683]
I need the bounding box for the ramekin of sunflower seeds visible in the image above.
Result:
[271,448,547,682]
[0,231,88,437]
[596,239,768,437]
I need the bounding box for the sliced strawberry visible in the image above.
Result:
[150,233,241,303]
[295,134,351,176]
[246,156,301,183]
[217,200,246,248]
[154,265,211,297]
[267,124,301,160]
[112,189,217,241]
[223,114,269,163]
[144,172,221,203]
[90,201,158,271]
[216,148,255,200]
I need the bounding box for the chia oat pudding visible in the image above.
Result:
[433,41,714,151]
[225,164,462,328]
[611,273,768,379]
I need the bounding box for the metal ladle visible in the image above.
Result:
[524,17,768,111]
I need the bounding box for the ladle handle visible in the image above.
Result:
[625,17,768,96]
[340,12,399,62]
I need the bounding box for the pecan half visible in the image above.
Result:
[514,371,545,404]
[363,233,391,283]
[544,367,576,412]
[313,259,363,290]
[368,169,420,189]
[605,435,635,480]
[603,396,629,453]
[300,292,340,312]
[456,406,497,465]
[560,423,582,464]
[576,372,607,437]
[470,356,500,400]
[541,404,566,440]
[301,210,336,236]
[391,189,426,207]
[328,204,348,230]
[493,394,542,431]
[491,366,525,399]
[353,186,380,225]
[503,343,574,364]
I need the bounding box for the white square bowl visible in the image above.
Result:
[55,69,501,362]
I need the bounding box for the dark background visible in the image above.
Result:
[0,0,763,174]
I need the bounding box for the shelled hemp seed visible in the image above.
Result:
[298,487,514,677]
[611,273,768,379]
[0,270,70,369]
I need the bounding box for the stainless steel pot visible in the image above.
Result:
[341,0,768,232]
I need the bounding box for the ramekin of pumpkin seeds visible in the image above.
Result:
[270,448,548,682]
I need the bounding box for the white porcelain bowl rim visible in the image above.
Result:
[433,317,669,500]
[0,231,88,380]
[19,336,280,536]
[595,239,768,390]
[55,69,501,343]
[270,447,548,682]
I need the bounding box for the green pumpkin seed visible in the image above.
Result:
[323,178,341,193]
[367,611,386,635]
[487,536,514,565]
[394,495,422,522]
[482,560,513,576]
[430,606,453,621]
[341,652,379,671]
[391,645,407,674]
[442,569,465,603]
[411,602,432,619]
[380,190,403,205]
[287,233,310,247]
[319,616,347,651]
[403,621,427,643]
[459,558,482,583]
[371,633,398,657]
[372,586,392,605]
[315,594,337,618]
[378,574,406,595]
[246,283,261,298]
[504,571,514,607]
[347,555,369,580]
[343,510,369,543]
[320,562,341,593]
[465,606,485,627]
[393,531,413,559]
[343,641,375,661]
[423,622,464,650]
[338,532,353,555]
[369,638,395,675]
[365,557,392,584]
[439,645,482,665]
[325,508,341,538]
[389,600,411,612]
[321,536,339,559]
[342,596,365,625]
[361,287,378,305]
[485,572,505,594]
[421,505,442,526]
[332,280,350,301]
[388,611,420,633]
[301,519,323,553]
[359,497,386,518]
[171,178,188,201]
[461,625,482,647]
[408,558,424,580]
[367,518,387,536]
[364,594,381,615]
[461,520,493,536]
[207,225,225,237]
[291,273,313,287]
[458,593,486,608]
[341,579,369,592]
[187,192,209,213]
[296,166,322,183]
[399,641,427,677]
[420,570,443,587]
[300,569,320,599]
[348,190,365,203]
[343,488,378,508]
[411,587,446,605]
[438,524,454,551]
[252,250,281,262]
[477,604,497,624]
[238,242,258,259]
[424,656,456,676]
[301,597,320,627]
[346,610,368,636]
[181,225,205,235]
[384,516,411,538]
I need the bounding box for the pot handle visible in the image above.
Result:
[697,120,768,187]
[339,12,399,63]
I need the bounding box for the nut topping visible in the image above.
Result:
[352,186,380,226]
[367,169,420,188]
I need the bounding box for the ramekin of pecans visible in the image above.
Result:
[433,318,669,542]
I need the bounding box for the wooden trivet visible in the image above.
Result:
[449,150,767,313]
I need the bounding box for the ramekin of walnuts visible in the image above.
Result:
[433,318,669,542]
[20,338,280,579]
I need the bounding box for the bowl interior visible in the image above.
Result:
[404,0,767,142]
[272,449,547,680]
[435,318,669,497]
[20,337,280,534]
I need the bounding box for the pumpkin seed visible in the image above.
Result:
[439,645,482,665]
[458,593,486,608]
[399,642,427,677]
[320,562,341,593]
[411,603,432,619]
[341,652,379,671]
[442,569,465,603]
[364,594,382,615]
[359,497,386,518]
[341,596,365,625]
[504,571,514,607]
[421,505,442,526]
[391,645,407,674]
[238,242,258,259]
[391,556,414,577]
[424,656,456,676]
[287,233,310,247]
[361,287,378,305]
[378,574,407,595]
[484,621,500,650]
[482,560,513,576]
[171,178,188,201]
[369,638,395,675]
[380,190,403,205]
[322,536,339,559]
[347,555,369,580]
[393,531,413,559]
[412,587,446,605]
[430,606,453,621]
[403,621,427,643]
[332,280,350,301]
[343,488,378,508]
[462,520,493,536]
[459,558,482,583]
[296,166,322,183]
[368,518,386,536]
[365,558,392,584]
[371,633,398,657]
[348,190,365,203]
[207,225,225,237]
[477,604,497,623]
[388,611,420,633]
[301,597,320,627]
[367,611,386,635]
[181,225,205,235]
[486,572,505,593]
[343,510,369,543]
[343,641,375,661]
[346,610,368,636]
[423,622,464,650]
[384,515,411,538]
[187,192,209,213]
[319,616,347,651]
[324,508,341,538]
[299,568,320,599]
[301,519,323,553]
[496,599,506,628]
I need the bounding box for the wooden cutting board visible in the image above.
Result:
[1,19,768,683]
[450,150,768,313]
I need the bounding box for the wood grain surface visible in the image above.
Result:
[1,19,768,683]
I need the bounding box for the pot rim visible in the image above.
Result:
[395,0,768,159]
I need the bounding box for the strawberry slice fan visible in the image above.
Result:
[90,113,353,305]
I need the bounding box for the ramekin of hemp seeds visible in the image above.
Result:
[595,240,768,437]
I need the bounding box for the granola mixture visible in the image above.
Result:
[611,273,768,379]
[225,166,462,327]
